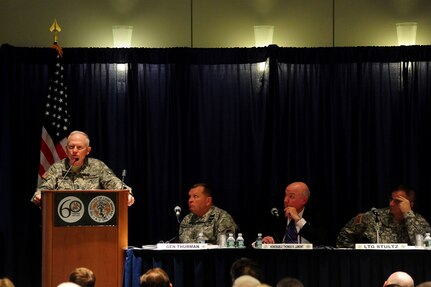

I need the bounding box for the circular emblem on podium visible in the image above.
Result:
[88,195,115,223]
[57,196,84,223]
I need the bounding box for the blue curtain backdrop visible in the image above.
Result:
[1,44,431,287]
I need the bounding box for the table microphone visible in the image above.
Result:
[271,207,280,218]
[174,206,182,223]
[371,207,380,223]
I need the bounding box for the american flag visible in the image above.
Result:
[38,46,70,183]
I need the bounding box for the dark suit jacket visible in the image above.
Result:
[267,207,328,246]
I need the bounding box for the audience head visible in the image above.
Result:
[0,277,15,287]
[383,271,414,287]
[277,277,304,287]
[232,275,261,287]
[140,267,172,287]
[230,257,263,282]
[57,283,81,287]
[188,183,213,217]
[284,182,310,213]
[69,267,96,287]
[417,282,431,287]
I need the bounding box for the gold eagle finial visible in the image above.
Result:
[49,19,63,57]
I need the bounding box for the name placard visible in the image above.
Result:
[355,243,408,249]
[262,243,313,249]
[156,243,208,250]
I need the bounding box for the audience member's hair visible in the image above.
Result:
[57,283,81,287]
[232,275,261,287]
[277,277,304,287]
[230,257,263,282]
[69,267,96,287]
[417,282,431,287]
[140,268,171,287]
[0,277,15,287]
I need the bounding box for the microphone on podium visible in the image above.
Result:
[56,158,78,190]
[120,169,127,190]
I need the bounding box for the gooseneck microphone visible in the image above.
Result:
[271,207,280,218]
[174,206,182,223]
[371,207,380,223]
[270,207,281,242]
[160,206,182,243]
[56,158,78,190]
[371,207,381,243]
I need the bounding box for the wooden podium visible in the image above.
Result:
[41,190,128,287]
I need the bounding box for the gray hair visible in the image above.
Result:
[68,131,90,146]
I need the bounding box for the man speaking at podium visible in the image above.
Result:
[31,130,135,207]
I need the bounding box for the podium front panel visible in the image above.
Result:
[54,192,118,226]
[42,190,128,287]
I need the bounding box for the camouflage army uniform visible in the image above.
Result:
[179,205,238,244]
[32,157,130,200]
[336,207,431,248]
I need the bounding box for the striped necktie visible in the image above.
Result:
[284,219,298,243]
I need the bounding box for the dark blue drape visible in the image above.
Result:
[1,44,431,287]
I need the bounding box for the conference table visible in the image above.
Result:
[123,246,431,287]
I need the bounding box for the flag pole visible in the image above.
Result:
[37,19,70,185]
[49,19,63,57]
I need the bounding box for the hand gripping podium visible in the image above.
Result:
[41,190,128,287]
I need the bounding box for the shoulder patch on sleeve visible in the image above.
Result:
[354,213,364,224]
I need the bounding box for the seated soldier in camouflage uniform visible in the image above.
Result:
[336,184,431,248]
[179,183,238,244]
[31,130,135,207]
